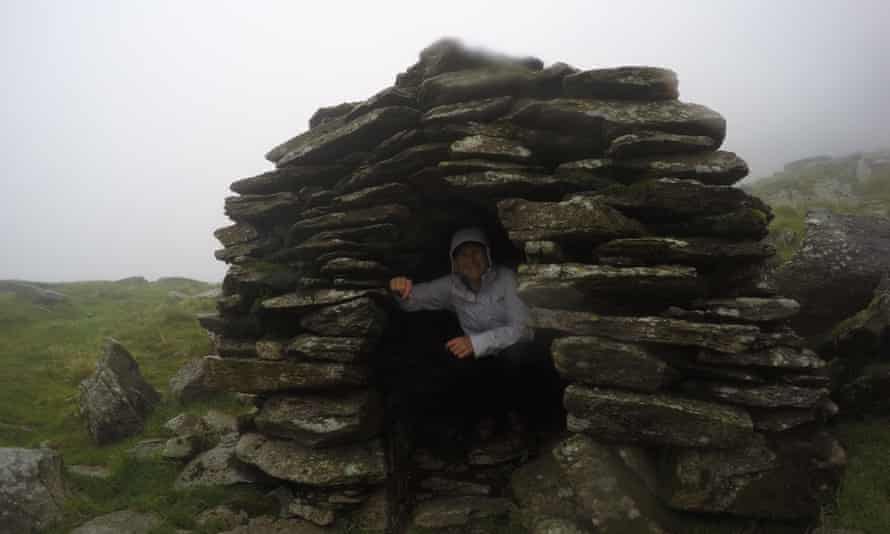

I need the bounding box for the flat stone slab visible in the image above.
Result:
[564,385,753,448]
[289,204,411,242]
[214,222,261,247]
[552,336,676,392]
[596,237,775,267]
[261,288,383,312]
[421,96,513,125]
[665,297,800,323]
[510,98,726,147]
[299,297,388,338]
[342,143,449,192]
[441,170,579,200]
[175,434,259,490]
[266,106,420,166]
[230,165,344,195]
[286,334,374,363]
[592,178,770,219]
[563,66,678,100]
[532,308,761,353]
[518,263,699,307]
[450,135,533,163]
[560,151,748,186]
[224,193,303,223]
[411,496,514,529]
[202,355,368,394]
[606,130,719,159]
[418,67,539,108]
[696,346,826,370]
[497,196,646,244]
[684,381,828,408]
[254,390,382,448]
[236,433,386,487]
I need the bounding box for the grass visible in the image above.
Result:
[0,278,279,532]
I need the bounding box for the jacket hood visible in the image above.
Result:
[449,227,493,273]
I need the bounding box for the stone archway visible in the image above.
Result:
[202,40,844,533]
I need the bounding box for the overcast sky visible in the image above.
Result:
[2,0,888,283]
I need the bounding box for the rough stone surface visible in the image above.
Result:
[69,510,163,534]
[411,496,513,529]
[169,357,213,403]
[552,336,676,391]
[0,447,67,534]
[498,196,646,244]
[606,130,719,158]
[201,355,369,394]
[78,338,161,444]
[254,390,382,447]
[174,433,259,489]
[564,385,753,448]
[596,237,775,267]
[563,67,678,100]
[665,297,800,323]
[235,433,386,487]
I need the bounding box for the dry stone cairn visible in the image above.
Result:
[204,39,844,532]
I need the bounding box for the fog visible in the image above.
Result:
[2,0,888,282]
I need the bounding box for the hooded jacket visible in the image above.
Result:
[396,227,533,358]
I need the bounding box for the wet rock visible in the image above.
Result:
[345,86,417,123]
[410,496,513,529]
[341,143,449,191]
[497,196,646,244]
[299,297,388,338]
[289,204,411,241]
[524,241,565,264]
[552,336,676,392]
[201,355,369,394]
[606,130,719,159]
[254,390,382,447]
[566,151,748,186]
[518,263,699,308]
[653,207,773,240]
[78,338,161,444]
[532,308,761,353]
[0,447,67,534]
[564,385,753,447]
[441,170,582,202]
[214,222,261,247]
[665,297,800,323]
[418,67,540,108]
[563,66,678,100]
[235,433,386,486]
[595,237,775,267]
[69,510,163,534]
[224,192,303,223]
[266,106,420,166]
[309,101,359,129]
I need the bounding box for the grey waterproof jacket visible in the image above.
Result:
[396,227,533,358]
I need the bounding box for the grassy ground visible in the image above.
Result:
[0,278,276,533]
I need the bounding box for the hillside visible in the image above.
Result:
[743,149,890,262]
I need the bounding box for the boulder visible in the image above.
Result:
[564,385,753,448]
[235,433,386,487]
[254,390,382,447]
[0,447,67,534]
[69,510,163,534]
[174,433,259,489]
[78,339,161,444]
[169,357,213,403]
[773,209,890,338]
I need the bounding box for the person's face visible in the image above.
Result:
[453,242,489,281]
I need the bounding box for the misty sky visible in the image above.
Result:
[2,1,888,283]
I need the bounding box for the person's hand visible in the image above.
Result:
[389,276,413,299]
[446,336,475,359]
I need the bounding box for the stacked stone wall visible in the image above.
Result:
[203,39,844,532]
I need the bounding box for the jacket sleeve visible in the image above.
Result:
[469,269,534,358]
[396,274,454,312]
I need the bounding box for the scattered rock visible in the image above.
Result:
[0,447,67,534]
